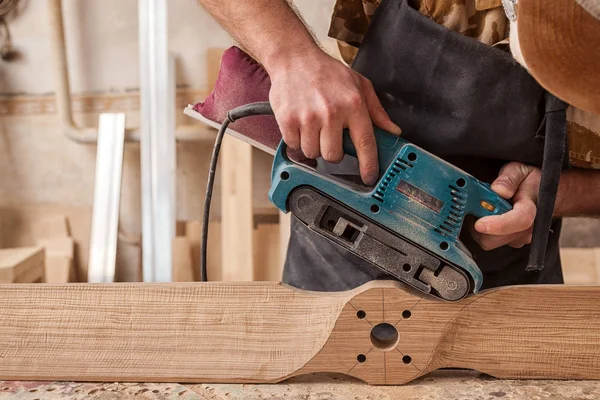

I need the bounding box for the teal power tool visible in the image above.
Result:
[268,127,512,301]
[200,102,512,301]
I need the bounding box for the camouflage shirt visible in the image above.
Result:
[329,0,600,168]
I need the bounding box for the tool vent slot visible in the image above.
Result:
[397,158,414,168]
[437,185,467,237]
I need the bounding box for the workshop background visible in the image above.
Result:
[0,0,599,286]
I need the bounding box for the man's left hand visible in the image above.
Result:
[471,162,541,250]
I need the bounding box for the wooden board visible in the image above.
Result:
[0,246,45,283]
[37,237,75,283]
[2,281,600,384]
[221,136,254,281]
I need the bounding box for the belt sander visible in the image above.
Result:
[185,101,511,301]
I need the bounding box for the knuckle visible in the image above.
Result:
[322,102,339,120]
[301,110,318,125]
[348,93,363,108]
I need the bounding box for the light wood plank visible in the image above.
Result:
[0,247,45,283]
[171,237,194,282]
[221,136,254,281]
[2,281,600,384]
[253,222,281,281]
[37,237,75,283]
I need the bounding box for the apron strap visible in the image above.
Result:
[526,93,568,271]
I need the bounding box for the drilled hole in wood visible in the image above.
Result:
[357,354,367,363]
[403,355,412,364]
[402,310,412,319]
[370,323,399,351]
[356,310,366,319]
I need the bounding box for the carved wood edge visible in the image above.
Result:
[0,281,599,385]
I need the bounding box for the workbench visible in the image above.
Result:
[2,371,599,400]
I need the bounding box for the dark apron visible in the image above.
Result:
[282,0,568,292]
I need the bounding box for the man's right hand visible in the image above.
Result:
[267,50,402,186]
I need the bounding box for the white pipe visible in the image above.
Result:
[47,0,212,143]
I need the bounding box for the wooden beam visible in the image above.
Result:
[1,281,600,384]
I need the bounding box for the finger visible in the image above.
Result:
[348,106,379,185]
[300,124,321,160]
[278,115,301,151]
[298,112,321,159]
[508,232,533,248]
[491,162,534,199]
[474,199,536,236]
[469,223,532,251]
[472,230,527,251]
[319,122,344,163]
[360,77,402,135]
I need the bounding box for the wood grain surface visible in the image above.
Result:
[1,281,600,384]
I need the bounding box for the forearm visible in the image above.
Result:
[555,169,600,217]
[197,0,321,73]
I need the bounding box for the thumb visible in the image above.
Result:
[491,162,534,199]
[360,76,402,135]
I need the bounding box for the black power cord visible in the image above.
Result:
[201,101,274,281]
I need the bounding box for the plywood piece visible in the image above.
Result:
[0,246,45,283]
[2,281,600,384]
[561,247,600,284]
[253,223,281,281]
[172,237,194,282]
[221,136,254,281]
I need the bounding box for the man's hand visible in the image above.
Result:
[268,51,401,185]
[471,162,540,250]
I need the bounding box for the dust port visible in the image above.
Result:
[370,323,399,351]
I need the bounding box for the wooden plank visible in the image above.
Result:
[221,136,254,281]
[561,247,600,284]
[171,237,194,282]
[253,223,281,281]
[31,215,70,240]
[279,212,291,267]
[37,237,75,283]
[2,281,600,384]
[88,113,126,283]
[186,220,221,281]
[0,247,45,283]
